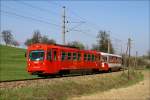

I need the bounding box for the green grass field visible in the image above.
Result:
[0,45,38,81]
[0,45,145,100]
[0,70,144,100]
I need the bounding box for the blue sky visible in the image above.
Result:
[0,0,149,56]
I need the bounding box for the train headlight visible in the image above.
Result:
[102,63,104,67]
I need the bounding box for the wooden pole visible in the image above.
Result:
[128,38,131,80]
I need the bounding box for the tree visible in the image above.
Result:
[91,44,99,51]
[68,41,85,50]
[24,30,42,46]
[92,30,114,53]
[32,30,42,44]
[1,30,19,47]
[1,30,13,45]
[41,35,56,44]
[11,40,20,47]
[24,38,33,46]
[24,31,56,46]
[41,35,49,43]
[47,39,56,44]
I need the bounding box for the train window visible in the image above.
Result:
[47,50,52,61]
[119,58,122,63]
[99,56,101,61]
[114,57,116,63]
[88,54,91,61]
[61,51,66,61]
[96,55,100,61]
[109,56,113,63]
[78,53,81,61]
[73,53,77,60]
[53,51,57,61]
[101,56,107,62]
[29,50,45,61]
[116,58,118,63]
[84,54,87,61]
[92,55,95,61]
[67,52,72,60]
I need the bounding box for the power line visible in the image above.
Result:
[15,1,59,16]
[47,1,100,38]
[2,5,59,24]
[41,1,119,44]
[47,1,62,8]
[1,10,60,28]
[67,9,101,30]
[71,29,96,38]
[67,22,85,32]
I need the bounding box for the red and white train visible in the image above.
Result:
[26,43,122,76]
[100,52,122,72]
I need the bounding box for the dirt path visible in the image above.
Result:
[71,70,150,100]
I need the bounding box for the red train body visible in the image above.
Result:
[26,44,104,75]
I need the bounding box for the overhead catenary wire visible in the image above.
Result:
[17,0,126,46]
[67,22,85,32]
[2,1,127,52]
[67,9,127,48]
[70,29,96,38]
[2,5,60,24]
[0,10,60,28]
[14,0,60,16]
[47,1,100,39]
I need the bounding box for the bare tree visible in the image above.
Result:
[24,30,42,46]
[68,41,85,50]
[24,39,33,46]
[92,30,114,53]
[1,30,13,45]
[24,31,56,46]
[41,35,56,44]
[12,40,20,47]
[32,30,42,44]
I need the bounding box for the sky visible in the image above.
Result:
[0,0,149,56]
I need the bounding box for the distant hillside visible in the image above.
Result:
[0,45,37,81]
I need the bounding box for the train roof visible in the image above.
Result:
[100,52,122,58]
[27,43,98,53]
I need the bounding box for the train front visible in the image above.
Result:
[26,44,48,75]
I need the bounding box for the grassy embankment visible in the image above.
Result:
[0,45,145,100]
[0,45,38,81]
[0,70,144,100]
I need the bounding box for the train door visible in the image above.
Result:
[95,54,102,70]
[52,48,59,73]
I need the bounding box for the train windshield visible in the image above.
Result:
[29,50,44,61]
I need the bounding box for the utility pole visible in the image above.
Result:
[108,34,110,54]
[123,42,128,73]
[107,34,110,64]
[121,44,122,55]
[62,6,66,45]
[135,51,138,70]
[128,38,131,80]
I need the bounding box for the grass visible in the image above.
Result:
[0,70,144,100]
[0,45,145,100]
[0,45,38,81]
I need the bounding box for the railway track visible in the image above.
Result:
[0,77,45,83]
[0,71,123,89]
[0,73,89,83]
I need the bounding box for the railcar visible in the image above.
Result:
[100,52,122,72]
[26,43,102,76]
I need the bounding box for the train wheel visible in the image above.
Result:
[38,74,48,78]
[108,68,112,73]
